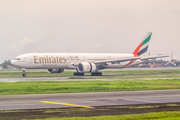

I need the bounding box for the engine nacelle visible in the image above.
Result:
[77,62,96,73]
[48,69,64,73]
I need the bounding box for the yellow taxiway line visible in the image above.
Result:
[40,101,94,108]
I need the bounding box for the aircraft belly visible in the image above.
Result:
[26,63,68,69]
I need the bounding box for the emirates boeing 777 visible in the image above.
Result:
[11,32,168,77]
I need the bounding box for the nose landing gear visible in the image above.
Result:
[21,68,27,77]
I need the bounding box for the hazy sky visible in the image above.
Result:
[0,0,180,63]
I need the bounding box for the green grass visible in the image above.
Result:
[24,111,180,120]
[102,69,180,75]
[1,69,180,78]
[1,79,180,95]
[97,75,180,79]
[0,69,180,95]
[150,117,180,120]
[0,71,75,77]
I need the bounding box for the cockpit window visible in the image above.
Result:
[14,58,21,60]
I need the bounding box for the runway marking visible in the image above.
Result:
[40,101,94,108]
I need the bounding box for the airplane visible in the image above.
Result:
[11,32,168,77]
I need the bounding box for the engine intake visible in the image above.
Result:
[77,62,96,73]
[48,69,64,73]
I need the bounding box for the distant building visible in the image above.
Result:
[171,59,178,62]
[148,62,156,68]
[164,62,176,67]
[7,65,13,69]
[138,64,149,68]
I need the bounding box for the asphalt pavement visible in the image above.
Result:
[0,89,180,110]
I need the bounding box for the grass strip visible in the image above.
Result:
[96,75,180,79]
[149,117,180,120]
[1,69,180,78]
[0,71,74,78]
[102,69,180,75]
[1,79,180,95]
[24,111,180,120]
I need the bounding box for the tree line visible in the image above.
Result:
[0,60,11,68]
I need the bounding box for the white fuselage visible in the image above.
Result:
[11,53,143,70]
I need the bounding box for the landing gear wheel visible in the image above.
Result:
[22,73,27,77]
[74,72,84,76]
[21,68,27,77]
[91,72,102,76]
[99,72,102,76]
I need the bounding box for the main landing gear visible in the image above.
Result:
[73,72,102,76]
[74,72,84,76]
[91,72,102,76]
[21,68,27,77]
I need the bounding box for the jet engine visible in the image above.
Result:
[48,69,64,73]
[77,62,96,73]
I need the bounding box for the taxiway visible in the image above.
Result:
[0,89,180,110]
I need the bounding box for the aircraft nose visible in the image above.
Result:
[11,60,16,66]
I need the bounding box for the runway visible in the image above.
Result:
[0,77,111,82]
[0,76,179,82]
[0,89,180,110]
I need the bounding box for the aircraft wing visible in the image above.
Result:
[70,57,140,66]
[70,54,169,66]
[94,57,140,65]
[140,54,169,60]
[94,55,169,67]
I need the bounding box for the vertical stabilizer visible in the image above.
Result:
[133,32,152,57]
